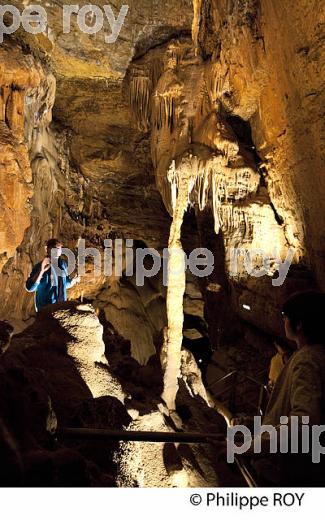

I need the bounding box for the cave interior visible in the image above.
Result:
[0,0,324,488]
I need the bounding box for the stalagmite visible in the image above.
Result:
[161,165,194,411]
[123,26,307,422]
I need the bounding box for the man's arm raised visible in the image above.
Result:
[25,258,51,292]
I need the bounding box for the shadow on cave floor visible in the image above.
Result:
[98,308,165,416]
[98,309,246,486]
[0,300,247,486]
[0,302,132,486]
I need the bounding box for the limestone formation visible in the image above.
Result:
[0,0,324,487]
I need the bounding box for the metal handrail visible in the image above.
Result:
[206,369,238,391]
[235,456,258,487]
[57,427,225,444]
[206,370,238,411]
[207,368,269,417]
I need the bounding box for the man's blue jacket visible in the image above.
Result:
[25,258,72,312]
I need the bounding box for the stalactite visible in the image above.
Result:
[128,72,152,132]
[167,159,179,212]
[212,173,220,234]
[150,58,164,90]
[165,43,185,70]
[205,62,224,102]
[152,93,178,133]
[196,167,211,211]
[127,54,166,135]
[192,0,203,53]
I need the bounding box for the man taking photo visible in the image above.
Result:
[25,238,80,312]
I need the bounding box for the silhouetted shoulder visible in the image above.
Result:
[291,345,325,369]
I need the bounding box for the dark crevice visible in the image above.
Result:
[224,114,269,189]
[269,201,285,225]
[225,115,262,165]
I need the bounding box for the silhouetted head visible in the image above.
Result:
[45,238,62,259]
[282,291,325,346]
[273,336,294,355]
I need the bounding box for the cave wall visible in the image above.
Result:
[0,46,34,272]
[0,40,172,362]
[126,0,324,345]
[0,0,324,486]
[192,0,325,286]
[0,42,67,323]
[0,0,324,356]
[194,0,324,280]
[0,2,199,365]
[192,0,325,339]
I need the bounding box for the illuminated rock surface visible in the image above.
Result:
[0,302,233,486]
[0,0,324,486]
